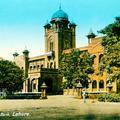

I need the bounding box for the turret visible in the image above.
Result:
[86,29,96,44]
[69,22,76,28]
[44,22,51,33]
[69,21,77,48]
[13,51,19,60]
[23,49,29,58]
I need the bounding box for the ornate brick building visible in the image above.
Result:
[14,7,117,94]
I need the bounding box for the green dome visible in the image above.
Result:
[51,9,68,21]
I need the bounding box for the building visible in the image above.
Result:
[14,7,76,94]
[14,7,117,94]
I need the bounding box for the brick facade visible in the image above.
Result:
[14,8,117,94]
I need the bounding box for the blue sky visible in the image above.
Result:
[0,0,120,60]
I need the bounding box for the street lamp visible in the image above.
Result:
[41,82,47,99]
[76,81,83,98]
[106,80,113,93]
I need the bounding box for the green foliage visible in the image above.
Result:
[98,93,120,102]
[0,60,24,92]
[98,17,120,91]
[59,49,95,88]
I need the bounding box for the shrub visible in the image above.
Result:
[2,92,41,99]
[98,93,120,102]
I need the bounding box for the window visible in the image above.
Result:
[99,80,104,88]
[47,63,49,68]
[41,64,43,68]
[50,41,53,51]
[50,62,53,68]
[33,83,36,89]
[54,62,56,68]
[30,66,32,70]
[99,54,103,63]
[92,80,97,88]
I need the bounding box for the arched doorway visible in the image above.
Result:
[45,79,53,94]
[99,80,104,90]
[41,76,53,94]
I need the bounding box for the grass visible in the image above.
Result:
[0,107,120,120]
[0,95,120,120]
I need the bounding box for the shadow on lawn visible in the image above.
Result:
[0,114,120,120]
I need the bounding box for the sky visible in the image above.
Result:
[0,0,120,60]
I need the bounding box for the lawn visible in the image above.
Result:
[0,95,120,120]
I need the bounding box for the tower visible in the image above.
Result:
[44,7,76,68]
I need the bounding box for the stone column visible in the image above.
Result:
[104,80,106,92]
[97,81,99,91]
[89,82,92,92]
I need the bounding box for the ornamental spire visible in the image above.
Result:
[59,0,61,10]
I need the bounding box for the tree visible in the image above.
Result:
[99,17,120,92]
[0,60,24,93]
[59,49,95,88]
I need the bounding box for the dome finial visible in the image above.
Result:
[87,28,96,38]
[25,45,27,50]
[51,2,69,23]
[59,0,61,10]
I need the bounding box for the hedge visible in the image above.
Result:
[1,92,41,99]
[98,93,120,102]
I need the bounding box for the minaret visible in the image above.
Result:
[69,21,77,48]
[44,21,51,52]
[23,49,29,78]
[13,51,19,60]
[86,29,96,44]
[23,49,29,58]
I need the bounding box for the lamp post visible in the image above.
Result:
[76,81,83,98]
[41,82,47,99]
[107,80,113,93]
[106,65,113,93]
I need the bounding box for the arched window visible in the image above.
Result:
[99,54,103,63]
[50,42,53,51]
[99,80,104,88]
[92,80,97,88]
[50,62,53,68]
[54,62,56,68]
[33,83,36,89]
[47,63,49,68]
[41,64,43,68]
[30,66,32,70]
